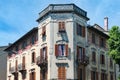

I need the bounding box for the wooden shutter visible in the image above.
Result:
[45,71,48,80]
[40,70,43,80]
[83,48,85,60]
[58,67,66,80]
[82,26,85,37]
[59,22,61,30]
[96,72,98,80]
[34,72,36,80]
[55,44,58,56]
[34,52,36,63]
[40,49,42,59]
[62,22,65,30]
[65,44,68,56]
[77,46,79,59]
[15,60,18,71]
[29,73,31,80]
[91,71,93,80]
[46,47,47,59]
[22,56,25,69]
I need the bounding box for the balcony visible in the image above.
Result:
[18,63,26,73]
[77,55,89,66]
[36,56,48,68]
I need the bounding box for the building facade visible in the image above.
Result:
[0,46,8,80]
[6,4,115,80]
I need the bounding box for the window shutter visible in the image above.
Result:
[40,49,42,59]
[15,60,18,71]
[91,71,93,80]
[59,22,61,30]
[62,22,65,30]
[96,72,98,80]
[45,71,47,80]
[40,70,43,80]
[100,54,102,64]
[83,48,85,60]
[77,46,79,59]
[65,44,68,56]
[46,47,47,59]
[55,44,58,56]
[29,73,31,80]
[76,23,79,35]
[34,72,36,80]
[82,26,85,37]
[34,52,36,63]
[23,56,25,69]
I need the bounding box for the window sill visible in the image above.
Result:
[56,56,67,60]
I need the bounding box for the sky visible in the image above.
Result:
[0,0,120,46]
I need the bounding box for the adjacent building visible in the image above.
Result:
[5,4,115,80]
[0,46,8,80]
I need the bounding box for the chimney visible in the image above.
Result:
[104,17,108,31]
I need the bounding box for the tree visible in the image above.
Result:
[107,26,120,65]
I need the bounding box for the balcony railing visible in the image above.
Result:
[18,63,26,72]
[77,55,89,66]
[36,56,47,67]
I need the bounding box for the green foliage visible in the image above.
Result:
[107,26,120,65]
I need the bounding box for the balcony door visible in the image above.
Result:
[78,66,85,80]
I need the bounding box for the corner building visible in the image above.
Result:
[6,4,115,80]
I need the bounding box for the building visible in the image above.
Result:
[116,64,120,80]
[5,4,115,80]
[0,46,8,80]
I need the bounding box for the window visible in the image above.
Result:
[101,73,107,80]
[92,33,95,44]
[76,23,85,37]
[99,37,105,48]
[22,41,27,49]
[55,44,68,57]
[100,54,105,64]
[30,72,36,80]
[110,58,113,68]
[110,73,113,80]
[77,46,85,60]
[40,47,47,59]
[42,26,46,36]
[91,71,98,80]
[58,66,66,80]
[58,22,65,32]
[15,46,18,51]
[32,52,36,63]
[92,52,96,63]
[79,69,82,80]
[31,36,35,45]
[40,69,47,80]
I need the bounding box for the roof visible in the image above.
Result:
[5,27,38,51]
[87,25,109,38]
[36,3,89,22]
[0,46,8,55]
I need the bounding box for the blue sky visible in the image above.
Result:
[0,0,120,46]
